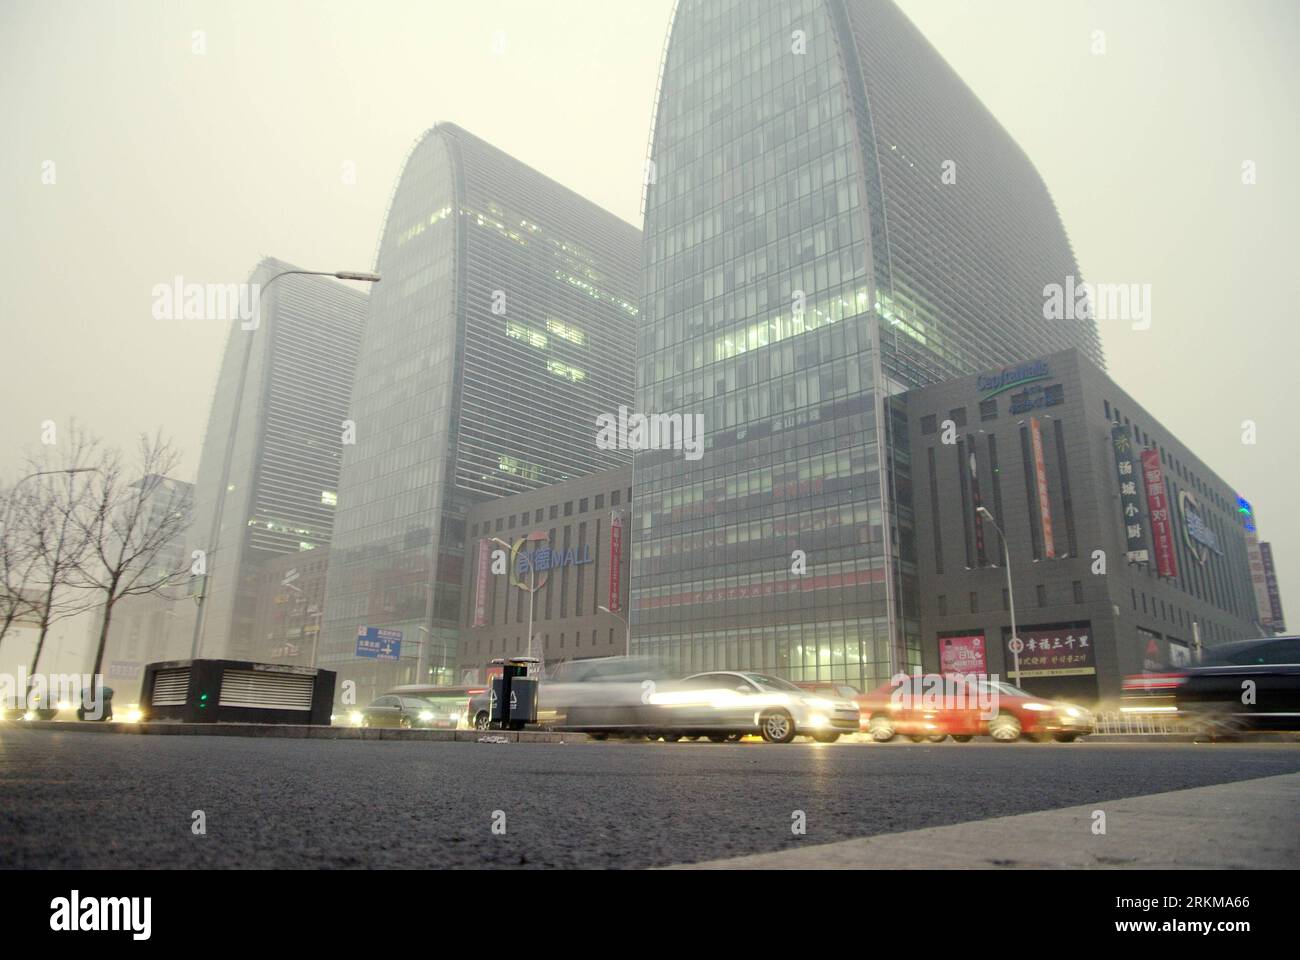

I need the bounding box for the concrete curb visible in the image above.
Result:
[9,720,591,743]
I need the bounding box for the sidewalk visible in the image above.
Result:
[672,772,1300,869]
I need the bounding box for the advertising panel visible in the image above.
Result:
[1111,425,1148,563]
[1140,449,1178,579]
[1005,626,1095,678]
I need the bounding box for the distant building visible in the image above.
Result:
[458,465,633,682]
[246,548,331,667]
[907,348,1269,702]
[318,124,640,703]
[188,257,367,661]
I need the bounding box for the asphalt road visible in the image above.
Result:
[2,729,1298,868]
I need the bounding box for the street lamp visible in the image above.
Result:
[1,468,97,530]
[598,605,630,657]
[977,506,1020,686]
[489,535,541,676]
[189,267,380,659]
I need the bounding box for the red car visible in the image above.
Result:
[856,675,1095,743]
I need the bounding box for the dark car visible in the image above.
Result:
[1173,636,1300,734]
[355,695,452,729]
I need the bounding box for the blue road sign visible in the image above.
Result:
[355,626,402,661]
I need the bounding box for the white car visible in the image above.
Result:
[647,671,860,743]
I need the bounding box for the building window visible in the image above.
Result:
[979,398,997,421]
[495,518,503,532]
[611,489,621,506]
[1073,581,1084,604]
[549,505,558,520]
[535,508,543,523]
[508,514,516,529]
[1044,384,1064,405]
[595,494,604,510]
[949,407,967,428]
[969,592,978,614]
[564,501,573,517]
[921,414,937,435]
[937,595,947,616]
[1036,584,1048,607]
[579,497,589,513]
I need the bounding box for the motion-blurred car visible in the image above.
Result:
[856,675,1094,742]
[1173,635,1300,734]
[648,671,860,743]
[352,695,456,729]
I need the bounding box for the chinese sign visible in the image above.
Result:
[1140,449,1178,579]
[516,542,593,577]
[1260,542,1286,630]
[1179,490,1221,564]
[355,626,402,661]
[473,538,490,627]
[939,635,987,675]
[1030,417,1055,559]
[1006,627,1095,677]
[1111,425,1148,563]
[608,513,623,613]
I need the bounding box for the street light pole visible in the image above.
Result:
[598,605,630,657]
[490,536,540,677]
[977,506,1020,685]
[189,267,379,660]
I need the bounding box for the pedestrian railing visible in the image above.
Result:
[1093,710,1198,735]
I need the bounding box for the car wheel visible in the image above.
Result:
[760,710,796,743]
[474,711,490,731]
[1052,733,1079,743]
[951,735,973,742]
[926,734,947,743]
[868,714,896,742]
[725,733,742,742]
[907,734,927,743]
[989,712,1022,742]
[644,733,660,741]
[813,732,840,744]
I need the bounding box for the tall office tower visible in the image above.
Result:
[189,257,368,661]
[318,123,639,700]
[632,0,1103,689]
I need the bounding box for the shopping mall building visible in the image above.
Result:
[905,348,1276,704]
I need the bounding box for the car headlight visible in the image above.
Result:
[807,712,828,727]
[349,711,364,726]
[418,711,434,722]
[1064,706,1081,718]
[123,709,143,723]
[22,711,34,721]
[1022,702,1054,711]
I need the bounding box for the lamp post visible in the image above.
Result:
[977,506,1020,685]
[489,536,540,676]
[598,605,630,657]
[189,267,380,659]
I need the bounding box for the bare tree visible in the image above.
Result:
[25,428,101,675]
[76,432,192,680]
[0,482,44,655]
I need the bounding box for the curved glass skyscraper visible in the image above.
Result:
[319,124,639,700]
[632,0,1102,689]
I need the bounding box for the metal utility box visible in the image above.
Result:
[141,659,336,725]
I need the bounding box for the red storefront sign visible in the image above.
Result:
[1007,627,1095,677]
[608,515,623,613]
[473,538,490,627]
[1140,449,1178,579]
[939,635,988,675]
[1030,417,1055,559]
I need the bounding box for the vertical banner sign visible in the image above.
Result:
[1111,425,1149,563]
[1260,542,1286,630]
[1029,417,1055,559]
[608,513,623,613]
[473,538,490,627]
[1140,449,1178,579]
[1244,532,1274,627]
[967,442,985,563]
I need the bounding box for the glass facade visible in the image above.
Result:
[188,258,367,661]
[631,0,1102,691]
[318,124,639,702]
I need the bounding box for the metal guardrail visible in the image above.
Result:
[1093,711,1198,735]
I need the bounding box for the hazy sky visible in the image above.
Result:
[3,0,1297,617]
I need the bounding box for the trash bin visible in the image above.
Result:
[488,657,539,730]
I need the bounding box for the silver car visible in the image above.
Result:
[647,671,860,743]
